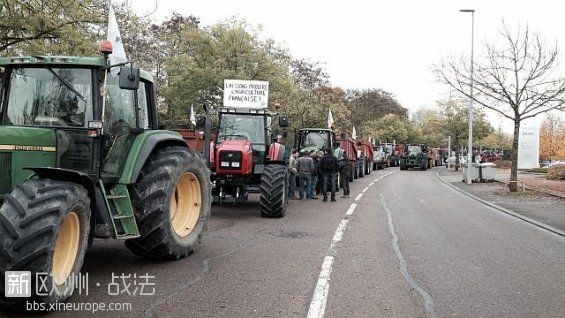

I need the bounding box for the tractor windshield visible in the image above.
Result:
[300,131,329,149]
[218,114,266,144]
[2,67,92,127]
[407,145,422,155]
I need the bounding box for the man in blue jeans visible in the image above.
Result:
[297,150,317,200]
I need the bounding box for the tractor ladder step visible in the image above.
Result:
[99,181,140,239]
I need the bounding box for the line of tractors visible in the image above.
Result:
[0,46,440,312]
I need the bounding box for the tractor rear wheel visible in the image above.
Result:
[420,159,428,171]
[260,164,288,218]
[400,161,407,170]
[126,146,211,260]
[359,159,365,178]
[0,180,90,311]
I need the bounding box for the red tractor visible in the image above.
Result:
[210,108,289,217]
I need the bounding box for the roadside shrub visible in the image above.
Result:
[493,159,512,169]
[547,164,565,180]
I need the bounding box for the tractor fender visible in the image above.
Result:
[24,167,95,200]
[23,167,99,238]
[119,131,188,184]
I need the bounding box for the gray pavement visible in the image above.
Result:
[5,167,565,318]
[439,168,565,232]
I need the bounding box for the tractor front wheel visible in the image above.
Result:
[126,146,211,260]
[0,180,90,311]
[260,165,288,218]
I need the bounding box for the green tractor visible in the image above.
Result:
[0,49,211,310]
[399,144,428,171]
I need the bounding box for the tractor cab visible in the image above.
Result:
[0,56,156,192]
[294,128,336,154]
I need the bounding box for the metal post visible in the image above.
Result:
[448,136,451,169]
[460,9,475,184]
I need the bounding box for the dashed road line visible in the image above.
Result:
[345,203,357,216]
[307,171,396,318]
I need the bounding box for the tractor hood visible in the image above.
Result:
[0,126,58,195]
[215,139,253,174]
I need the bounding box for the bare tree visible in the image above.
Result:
[435,22,565,191]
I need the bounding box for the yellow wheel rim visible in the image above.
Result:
[52,212,80,286]
[170,172,202,238]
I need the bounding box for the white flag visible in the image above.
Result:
[190,104,197,126]
[107,4,127,76]
[327,109,334,129]
[352,126,357,140]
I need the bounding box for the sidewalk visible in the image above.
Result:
[493,168,565,198]
[437,168,565,234]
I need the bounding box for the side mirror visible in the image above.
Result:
[119,66,140,90]
[196,116,206,128]
[278,115,289,127]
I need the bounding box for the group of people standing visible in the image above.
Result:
[288,146,351,202]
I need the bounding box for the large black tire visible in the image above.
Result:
[0,180,90,311]
[260,164,288,218]
[359,159,365,178]
[420,159,428,171]
[125,146,211,260]
[399,161,407,170]
[349,163,355,182]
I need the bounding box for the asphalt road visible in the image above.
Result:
[16,167,565,317]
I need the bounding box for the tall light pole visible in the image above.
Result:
[460,9,475,184]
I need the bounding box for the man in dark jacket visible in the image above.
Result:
[340,151,351,198]
[320,148,339,202]
[297,150,317,200]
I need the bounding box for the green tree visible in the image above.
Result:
[363,113,420,144]
[347,89,407,130]
[0,0,109,55]
[437,100,492,170]
[412,107,445,147]
[164,18,294,128]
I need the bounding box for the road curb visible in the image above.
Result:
[435,168,565,238]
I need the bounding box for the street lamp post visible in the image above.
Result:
[460,9,475,184]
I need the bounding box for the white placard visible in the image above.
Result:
[223,79,269,109]
[517,126,540,169]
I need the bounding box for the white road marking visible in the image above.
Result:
[307,171,396,318]
[345,203,357,216]
[332,219,349,243]
[308,256,334,318]
[380,195,437,318]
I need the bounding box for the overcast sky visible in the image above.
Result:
[132,0,565,131]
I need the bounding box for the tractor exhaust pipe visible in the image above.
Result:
[203,104,211,165]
